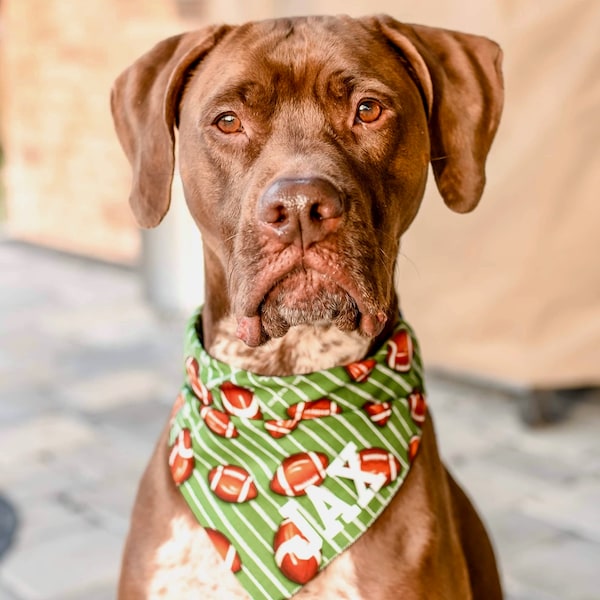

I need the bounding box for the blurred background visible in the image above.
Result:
[0,1,598,599]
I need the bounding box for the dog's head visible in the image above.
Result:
[111,15,503,346]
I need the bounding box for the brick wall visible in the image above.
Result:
[1,0,203,263]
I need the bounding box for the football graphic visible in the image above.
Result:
[270,452,329,496]
[185,356,213,406]
[200,406,239,438]
[208,465,258,503]
[264,418,298,439]
[273,519,321,584]
[169,392,185,422]
[287,399,341,420]
[362,400,392,427]
[386,329,413,372]
[205,528,242,573]
[345,358,377,382]
[168,428,195,485]
[408,436,421,463]
[408,390,427,425]
[357,447,401,486]
[220,382,262,419]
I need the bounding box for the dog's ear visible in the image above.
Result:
[368,15,504,213]
[111,26,232,227]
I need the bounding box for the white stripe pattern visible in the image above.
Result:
[171,309,426,600]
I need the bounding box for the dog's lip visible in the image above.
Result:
[235,315,266,347]
[235,252,387,346]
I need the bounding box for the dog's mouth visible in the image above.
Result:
[261,268,360,333]
[234,250,388,347]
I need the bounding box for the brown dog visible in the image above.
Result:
[111,14,504,599]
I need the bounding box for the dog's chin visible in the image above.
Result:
[259,270,360,339]
[235,267,388,347]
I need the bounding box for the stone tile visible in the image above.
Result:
[0,284,53,314]
[488,506,600,600]
[504,579,564,600]
[0,415,97,470]
[434,413,514,463]
[2,427,151,511]
[38,304,159,349]
[446,454,559,515]
[0,582,22,600]
[509,399,600,466]
[0,335,65,387]
[90,398,171,442]
[488,510,565,557]
[58,369,174,413]
[478,443,576,485]
[60,584,118,600]
[3,497,89,549]
[64,478,138,538]
[1,460,79,502]
[55,338,182,383]
[52,429,154,487]
[0,527,121,600]
[521,481,600,544]
[427,376,521,450]
[503,534,600,600]
[0,385,58,428]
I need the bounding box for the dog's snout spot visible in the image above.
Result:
[258,178,343,249]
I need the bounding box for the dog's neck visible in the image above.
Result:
[207,314,373,377]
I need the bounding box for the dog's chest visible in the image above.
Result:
[148,515,365,599]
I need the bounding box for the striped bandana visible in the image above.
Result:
[169,309,427,600]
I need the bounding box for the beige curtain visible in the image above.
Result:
[394,0,600,388]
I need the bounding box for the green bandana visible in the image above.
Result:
[169,309,427,600]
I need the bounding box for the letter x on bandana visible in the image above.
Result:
[169,309,427,600]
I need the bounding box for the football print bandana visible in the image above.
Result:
[169,309,427,600]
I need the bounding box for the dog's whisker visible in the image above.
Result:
[397,251,421,278]
[376,247,395,282]
[222,232,239,244]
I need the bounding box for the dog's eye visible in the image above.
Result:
[356,100,383,124]
[215,112,243,134]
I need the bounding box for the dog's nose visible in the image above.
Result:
[257,178,344,249]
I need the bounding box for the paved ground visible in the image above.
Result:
[0,239,598,600]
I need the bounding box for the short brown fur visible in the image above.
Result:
[112,14,503,599]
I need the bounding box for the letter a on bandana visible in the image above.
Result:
[169,309,427,600]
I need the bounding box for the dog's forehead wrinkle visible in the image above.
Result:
[218,82,267,107]
[201,52,398,127]
[223,24,382,94]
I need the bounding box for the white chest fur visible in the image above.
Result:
[148,515,365,599]
[208,315,371,376]
[148,515,247,599]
